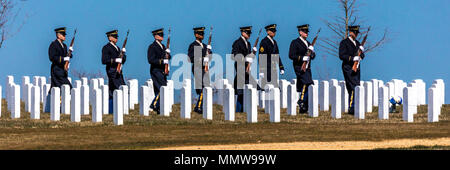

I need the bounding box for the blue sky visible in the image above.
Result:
[0,0,449,103]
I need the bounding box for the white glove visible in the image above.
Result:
[359,46,364,52]
[207,45,212,50]
[122,48,126,53]
[115,58,122,63]
[259,73,264,79]
[64,57,70,61]
[245,57,253,63]
[308,46,314,51]
[203,57,209,64]
[280,70,285,75]
[69,47,74,52]
[252,47,257,52]
[165,49,171,54]
[353,56,361,61]
[302,56,310,61]
[163,59,169,64]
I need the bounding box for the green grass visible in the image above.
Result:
[0,99,449,149]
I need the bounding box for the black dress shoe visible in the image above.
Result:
[348,109,354,115]
[193,108,203,114]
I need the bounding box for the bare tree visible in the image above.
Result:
[317,0,391,79]
[0,0,27,48]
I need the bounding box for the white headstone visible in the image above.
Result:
[203,87,213,120]
[167,80,174,112]
[30,85,40,119]
[127,79,138,110]
[319,80,329,111]
[259,90,265,109]
[247,87,258,123]
[113,90,123,125]
[75,80,82,89]
[120,85,129,115]
[355,86,365,119]
[270,87,280,122]
[339,81,348,113]
[386,82,395,106]
[81,85,90,115]
[244,84,253,113]
[42,84,51,112]
[24,83,32,112]
[224,86,235,121]
[101,85,109,115]
[364,81,373,113]
[92,89,102,123]
[61,84,71,115]
[70,88,81,122]
[371,79,379,106]
[39,77,46,102]
[279,79,289,108]
[21,76,30,101]
[412,79,426,105]
[32,76,39,86]
[97,78,104,87]
[180,82,191,119]
[89,79,99,106]
[287,84,297,116]
[139,86,150,116]
[428,87,439,122]
[50,87,60,121]
[264,84,274,114]
[146,81,155,111]
[378,86,389,120]
[11,84,20,119]
[308,84,318,117]
[81,77,88,86]
[160,86,170,117]
[331,85,341,119]
[402,87,414,122]
[68,77,72,84]
[433,79,445,107]
[407,83,418,114]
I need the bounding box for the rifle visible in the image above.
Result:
[301,28,321,72]
[164,28,171,75]
[117,30,130,73]
[64,29,77,71]
[245,28,262,73]
[205,26,213,73]
[352,27,370,72]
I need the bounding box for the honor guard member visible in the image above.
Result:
[47,27,74,112]
[288,24,316,113]
[49,27,73,89]
[148,28,171,114]
[258,24,285,88]
[232,26,261,112]
[188,27,211,114]
[339,25,365,115]
[102,30,127,113]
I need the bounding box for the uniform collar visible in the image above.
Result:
[267,35,274,44]
[348,36,356,46]
[299,36,308,47]
[155,40,163,49]
[109,42,119,51]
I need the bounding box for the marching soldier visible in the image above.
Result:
[288,24,316,113]
[188,27,211,114]
[258,24,285,88]
[148,28,171,114]
[339,25,365,115]
[101,30,127,110]
[48,27,73,89]
[232,26,260,112]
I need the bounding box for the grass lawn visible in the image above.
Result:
[0,99,449,149]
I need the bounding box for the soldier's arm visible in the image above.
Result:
[101,46,111,65]
[339,41,352,62]
[148,46,163,66]
[48,43,63,65]
[187,44,194,63]
[288,41,300,62]
[279,56,285,71]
